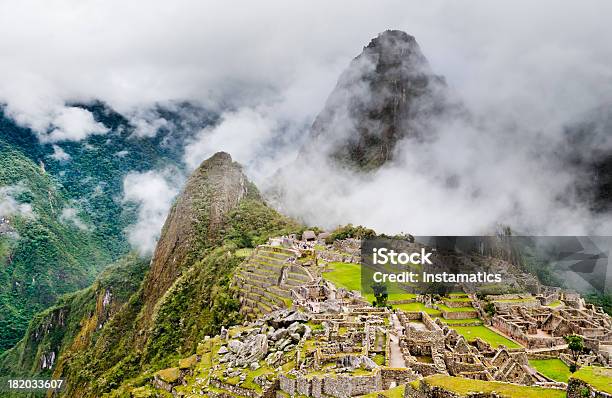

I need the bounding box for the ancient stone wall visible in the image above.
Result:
[278,368,418,398]
[379,368,418,389]
[493,300,540,310]
[443,300,474,308]
[442,310,479,320]
[210,380,260,398]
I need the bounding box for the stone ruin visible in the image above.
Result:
[492,303,612,365]
[148,237,611,397]
[398,311,447,376]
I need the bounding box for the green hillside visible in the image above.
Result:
[0,253,148,379]
[0,140,113,352]
[0,152,302,397]
[0,103,215,353]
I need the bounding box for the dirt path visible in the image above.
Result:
[389,313,407,368]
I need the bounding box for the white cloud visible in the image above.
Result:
[59,207,91,231]
[1,0,611,236]
[122,170,181,255]
[50,144,71,161]
[0,185,35,219]
[127,109,170,138]
[184,107,301,176]
[41,107,108,142]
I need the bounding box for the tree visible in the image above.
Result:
[564,334,584,370]
[371,282,388,308]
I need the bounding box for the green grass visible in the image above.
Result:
[324,262,363,290]
[445,297,472,302]
[451,326,521,348]
[422,375,566,398]
[373,354,385,366]
[440,318,482,325]
[394,302,441,316]
[529,359,571,382]
[546,300,562,308]
[438,304,477,312]
[572,366,612,393]
[306,322,324,332]
[323,262,416,303]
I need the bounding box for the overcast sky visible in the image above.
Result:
[2,0,612,245]
[1,1,611,138]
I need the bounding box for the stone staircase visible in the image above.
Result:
[234,245,313,320]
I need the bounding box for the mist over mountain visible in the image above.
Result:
[268,31,612,237]
[302,30,463,170]
[560,105,612,212]
[1,0,611,238]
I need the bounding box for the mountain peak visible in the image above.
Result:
[362,30,428,72]
[365,30,417,52]
[304,30,456,170]
[203,151,233,164]
[142,151,252,320]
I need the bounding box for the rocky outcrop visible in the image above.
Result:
[218,310,311,370]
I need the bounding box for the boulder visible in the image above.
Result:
[235,334,268,367]
[271,328,288,341]
[228,340,244,353]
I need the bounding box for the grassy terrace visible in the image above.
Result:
[437,304,477,312]
[445,297,472,303]
[451,326,521,348]
[394,302,441,317]
[235,248,253,258]
[571,366,612,393]
[529,358,571,383]
[444,294,472,302]
[323,262,417,303]
[417,375,566,398]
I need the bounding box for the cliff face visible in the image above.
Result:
[0,254,147,381]
[142,152,251,321]
[303,30,460,170]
